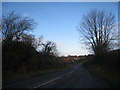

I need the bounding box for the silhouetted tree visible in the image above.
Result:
[42,41,57,56]
[78,9,117,56]
[2,11,62,84]
[2,11,37,73]
[20,33,35,46]
[33,36,43,50]
[2,11,36,41]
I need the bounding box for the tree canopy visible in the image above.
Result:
[78,9,117,56]
[2,11,36,41]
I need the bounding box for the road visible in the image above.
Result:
[3,63,111,89]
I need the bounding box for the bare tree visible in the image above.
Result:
[33,36,43,50]
[42,41,58,56]
[2,11,36,41]
[78,9,117,56]
[20,33,35,45]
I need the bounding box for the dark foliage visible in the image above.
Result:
[83,49,120,88]
[2,11,65,85]
[3,41,35,73]
[2,40,62,72]
[86,49,120,71]
[2,40,63,85]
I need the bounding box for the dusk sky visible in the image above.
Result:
[2,2,118,56]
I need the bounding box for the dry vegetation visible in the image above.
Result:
[83,49,120,88]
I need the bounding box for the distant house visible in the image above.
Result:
[68,55,77,58]
[61,55,79,64]
[68,55,79,60]
[60,55,87,64]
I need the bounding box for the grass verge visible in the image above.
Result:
[83,63,120,88]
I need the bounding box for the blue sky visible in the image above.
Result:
[2,2,118,56]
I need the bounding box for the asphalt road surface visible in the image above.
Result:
[3,63,111,89]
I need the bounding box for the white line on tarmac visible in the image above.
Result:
[32,77,61,88]
[32,71,74,89]
[61,71,74,76]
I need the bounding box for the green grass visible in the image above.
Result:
[83,63,120,88]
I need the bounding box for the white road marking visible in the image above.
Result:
[32,71,74,89]
[33,77,61,88]
[61,71,74,76]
